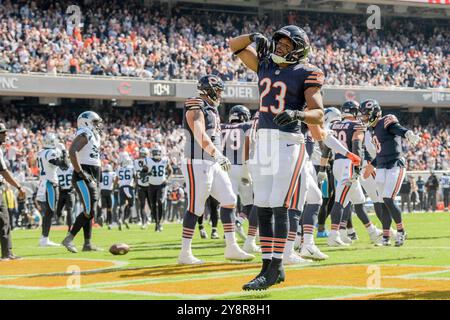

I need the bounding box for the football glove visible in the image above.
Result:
[241,161,252,185]
[273,110,305,127]
[346,152,361,167]
[213,152,231,172]
[317,166,328,185]
[405,130,420,146]
[249,33,271,57]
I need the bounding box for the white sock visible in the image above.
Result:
[366,224,376,232]
[181,237,192,253]
[284,240,294,256]
[303,233,314,245]
[224,232,237,247]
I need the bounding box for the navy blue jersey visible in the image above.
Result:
[183,97,221,161]
[371,115,404,168]
[257,56,324,133]
[221,122,252,165]
[330,119,365,160]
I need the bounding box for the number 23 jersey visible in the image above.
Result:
[257,56,324,133]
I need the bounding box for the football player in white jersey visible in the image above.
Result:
[56,162,75,232]
[100,164,116,230]
[134,147,151,229]
[36,133,69,247]
[144,145,173,232]
[115,153,135,230]
[62,111,103,253]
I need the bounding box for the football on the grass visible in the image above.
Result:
[109,243,130,255]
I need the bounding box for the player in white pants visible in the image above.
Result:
[178,75,254,264]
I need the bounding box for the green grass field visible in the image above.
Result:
[0,212,449,300]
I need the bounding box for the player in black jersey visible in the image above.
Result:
[360,100,420,246]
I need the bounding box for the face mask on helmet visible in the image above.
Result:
[271,27,310,65]
[198,75,224,107]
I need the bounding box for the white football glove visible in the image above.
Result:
[317,171,328,185]
[405,130,420,146]
[213,152,231,172]
[241,161,252,185]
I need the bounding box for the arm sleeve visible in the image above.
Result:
[352,140,364,161]
[0,152,7,172]
[388,123,409,138]
[319,141,332,159]
[364,131,377,159]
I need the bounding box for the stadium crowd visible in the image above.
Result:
[0,0,448,88]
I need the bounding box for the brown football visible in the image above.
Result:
[109,243,130,255]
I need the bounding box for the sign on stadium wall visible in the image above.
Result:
[0,73,449,108]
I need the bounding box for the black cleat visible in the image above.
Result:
[242,268,285,291]
[82,244,103,252]
[211,230,219,239]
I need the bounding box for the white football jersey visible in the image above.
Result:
[101,171,116,191]
[116,165,135,187]
[134,158,150,187]
[37,148,62,184]
[76,127,101,167]
[146,157,169,186]
[0,148,8,171]
[57,165,74,190]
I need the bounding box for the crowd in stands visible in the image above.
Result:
[0,0,448,88]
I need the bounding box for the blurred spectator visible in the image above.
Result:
[425,171,439,212]
[440,173,449,211]
[400,175,412,213]
[416,176,426,211]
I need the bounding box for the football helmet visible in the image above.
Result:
[151,145,162,161]
[324,107,342,126]
[359,99,382,127]
[341,100,360,118]
[139,147,149,158]
[77,111,103,134]
[119,152,131,166]
[43,133,58,149]
[197,74,225,107]
[104,164,113,172]
[271,25,310,65]
[229,105,251,123]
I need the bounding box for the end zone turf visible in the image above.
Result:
[0,212,449,300]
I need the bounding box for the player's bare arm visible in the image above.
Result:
[166,163,173,179]
[186,108,220,158]
[229,35,259,72]
[0,170,25,197]
[304,87,324,125]
[69,134,88,173]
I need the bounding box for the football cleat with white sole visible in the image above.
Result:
[327,232,350,247]
[369,228,383,243]
[225,244,255,261]
[200,229,208,239]
[390,228,397,239]
[243,239,261,253]
[300,245,329,261]
[178,252,204,265]
[375,237,391,247]
[39,237,61,247]
[339,230,353,244]
[283,252,312,265]
[395,230,407,247]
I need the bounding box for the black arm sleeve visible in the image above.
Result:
[352,140,364,162]
[49,158,68,169]
[371,157,377,167]
[319,141,332,159]
[388,123,409,138]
